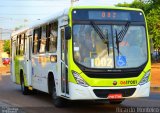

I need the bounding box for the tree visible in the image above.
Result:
[3,40,10,55]
[116,0,160,59]
[147,8,160,51]
[116,0,151,14]
[15,25,25,31]
[116,2,131,7]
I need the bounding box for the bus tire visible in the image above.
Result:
[52,82,65,107]
[52,86,65,107]
[109,99,124,105]
[20,72,29,95]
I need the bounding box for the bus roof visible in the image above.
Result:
[70,6,143,12]
[11,6,143,37]
[11,8,69,37]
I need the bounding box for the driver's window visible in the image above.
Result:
[73,25,114,68]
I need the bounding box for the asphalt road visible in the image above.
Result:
[0,74,160,113]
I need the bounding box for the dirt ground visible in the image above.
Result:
[0,64,160,87]
[0,65,10,75]
[151,63,160,86]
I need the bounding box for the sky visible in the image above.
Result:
[0,0,134,39]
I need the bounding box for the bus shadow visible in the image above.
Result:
[0,75,129,113]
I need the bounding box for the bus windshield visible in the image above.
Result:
[73,24,147,69]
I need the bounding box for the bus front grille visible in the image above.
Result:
[93,88,136,98]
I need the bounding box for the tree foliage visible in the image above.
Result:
[147,7,160,50]
[116,0,160,51]
[15,25,25,31]
[3,40,10,55]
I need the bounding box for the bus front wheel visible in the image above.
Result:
[52,81,65,107]
[20,74,29,95]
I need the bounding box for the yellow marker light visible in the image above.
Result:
[28,86,33,90]
[50,55,57,63]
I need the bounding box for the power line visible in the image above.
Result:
[0,0,70,2]
[0,17,31,21]
[0,0,69,1]
[0,19,29,22]
[0,28,13,31]
[0,5,69,7]
[0,32,11,34]
[0,14,49,15]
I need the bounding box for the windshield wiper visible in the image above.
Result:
[115,22,130,56]
[90,21,110,55]
[118,22,130,42]
[115,30,120,56]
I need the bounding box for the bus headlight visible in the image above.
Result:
[72,71,89,87]
[139,70,150,86]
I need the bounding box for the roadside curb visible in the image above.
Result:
[150,86,160,91]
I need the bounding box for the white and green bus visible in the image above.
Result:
[11,6,151,107]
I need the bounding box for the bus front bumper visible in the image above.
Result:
[68,82,150,100]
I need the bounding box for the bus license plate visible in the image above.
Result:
[108,94,122,99]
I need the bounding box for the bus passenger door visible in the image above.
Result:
[60,27,69,96]
[23,31,33,87]
[25,35,32,86]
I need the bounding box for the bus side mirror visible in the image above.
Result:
[65,26,71,40]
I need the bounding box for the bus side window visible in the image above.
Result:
[20,34,25,56]
[23,34,26,55]
[18,35,21,55]
[61,29,65,61]
[33,29,39,54]
[39,25,47,53]
[16,36,19,55]
[24,33,27,55]
[47,21,58,53]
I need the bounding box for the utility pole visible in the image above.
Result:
[71,0,74,6]
[71,0,79,6]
